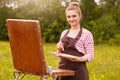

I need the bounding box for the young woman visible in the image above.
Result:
[56,2,94,80]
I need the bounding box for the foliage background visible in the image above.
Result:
[0,0,120,44]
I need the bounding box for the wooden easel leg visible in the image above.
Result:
[53,75,61,80]
[14,71,26,80]
[14,71,21,80]
[40,75,49,80]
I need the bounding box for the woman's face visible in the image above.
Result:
[66,10,80,27]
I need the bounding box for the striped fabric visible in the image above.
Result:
[60,28,94,62]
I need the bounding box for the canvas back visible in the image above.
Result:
[6,19,47,76]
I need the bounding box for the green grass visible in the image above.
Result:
[0,41,120,80]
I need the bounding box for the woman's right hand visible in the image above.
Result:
[57,42,64,52]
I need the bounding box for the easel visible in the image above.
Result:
[6,19,75,80]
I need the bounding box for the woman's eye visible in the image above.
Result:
[67,15,77,18]
[72,15,77,17]
[67,16,71,18]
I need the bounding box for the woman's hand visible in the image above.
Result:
[56,42,64,52]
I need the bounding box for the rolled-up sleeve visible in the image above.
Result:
[84,43,94,62]
[75,29,94,62]
[84,31,94,62]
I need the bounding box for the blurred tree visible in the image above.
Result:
[7,0,67,42]
[0,0,120,45]
[0,7,15,40]
[80,0,99,33]
[92,14,116,44]
[81,0,97,21]
[98,0,120,44]
[0,0,20,40]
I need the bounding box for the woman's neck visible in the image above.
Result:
[71,24,80,31]
[68,24,81,38]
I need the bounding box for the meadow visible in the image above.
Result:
[0,41,120,80]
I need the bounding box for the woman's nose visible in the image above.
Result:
[69,17,74,21]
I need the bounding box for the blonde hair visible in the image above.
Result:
[65,2,82,17]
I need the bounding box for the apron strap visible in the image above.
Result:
[75,26,82,41]
[63,29,70,37]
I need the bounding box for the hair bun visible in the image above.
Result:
[69,2,79,7]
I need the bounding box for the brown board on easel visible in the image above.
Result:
[6,19,47,76]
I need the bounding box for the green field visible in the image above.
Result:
[0,41,120,80]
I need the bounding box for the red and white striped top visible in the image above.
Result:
[60,28,94,62]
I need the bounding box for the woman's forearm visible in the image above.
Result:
[57,53,88,62]
[66,55,88,62]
